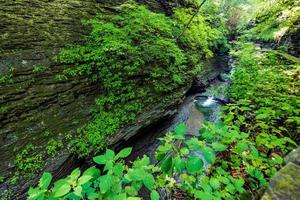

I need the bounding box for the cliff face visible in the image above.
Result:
[0,0,107,196]
[0,0,183,198]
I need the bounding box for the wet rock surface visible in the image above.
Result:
[261,147,300,200]
[0,0,187,198]
[0,0,106,197]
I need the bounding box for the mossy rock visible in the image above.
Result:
[261,157,300,200]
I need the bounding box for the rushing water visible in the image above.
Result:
[125,52,233,168]
[125,71,231,167]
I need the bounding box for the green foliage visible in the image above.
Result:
[0,176,4,183]
[174,8,228,57]
[28,148,158,200]
[216,39,298,197]
[13,140,64,185]
[54,2,226,157]
[26,1,299,200]
[15,144,44,177]
[46,139,64,157]
[228,41,300,141]
[0,67,15,85]
[245,0,300,41]
[0,106,8,114]
[29,112,296,199]
[29,38,298,198]
[32,64,48,74]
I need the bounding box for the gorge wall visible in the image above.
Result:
[1,0,107,197]
[0,0,191,198]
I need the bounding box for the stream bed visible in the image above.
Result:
[126,64,232,165]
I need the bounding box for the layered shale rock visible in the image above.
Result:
[0,0,186,198]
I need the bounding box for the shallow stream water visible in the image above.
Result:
[126,67,232,165]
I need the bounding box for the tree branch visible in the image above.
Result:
[176,0,208,41]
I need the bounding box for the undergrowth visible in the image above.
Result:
[55,2,228,157]
[28,40,299,199]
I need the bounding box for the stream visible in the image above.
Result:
[126,56,233,167]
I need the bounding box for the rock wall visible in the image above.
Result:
[261,147,300,200]
[0,0,109,197]
[0,0,186,198]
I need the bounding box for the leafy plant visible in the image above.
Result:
[32,65,48,74]
[0,67,15,85]
[28,148,160,200]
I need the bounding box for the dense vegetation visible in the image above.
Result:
[55,1,228,157]
[27,39,299,199]
[3,0,300,199]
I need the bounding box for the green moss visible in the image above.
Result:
[32,64,48,74]
[0,106,8,114]
[14,144,44,178]
[0,176,4,183]
[0,67,15,85]
[46,139,64,157]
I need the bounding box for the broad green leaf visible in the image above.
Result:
[105,149,115,160]
[220,176,230,184]
[143,174,155,190]
[125,186,138,196]
[232,177,245,192]
[203,147,216,164]
[83,166,100,178]
[150,190,160,200]
[202,183,213,193]
[155,152,166,161]
[250,146,259,158]
[116,147,132,159]
[70,168,81,179]
[28,187,43,200]
[128,197,141,200]
[113,163,124,177]
[99,174,115,194]
[256,113,268,120]
[211,142,227,152]
[174,123,188,139]
[161,156,173,173]
[194,190,215,200]
[199,128,214,141]
[52,180,71,197]
[209,178,220,190]
[67,168,81,184]
[78,175,93,186]
[174,156,185,173]
[38,172,52,190]
[126,168,146,181]
[93,155,107,165]
[104,161,114,172]
[185,138,202,151]
[186,156,203,174]
[180,147,190,155]
[225,183,236,194]
[112,193,127,200]
[64,192,81,200]
[235,142,249,153]
[157,143,172,153]
[73,185,82,197]
[132,181,143,191]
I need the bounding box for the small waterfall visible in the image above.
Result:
[201,96,215,107]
